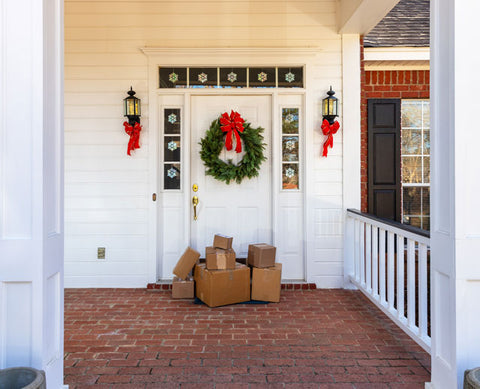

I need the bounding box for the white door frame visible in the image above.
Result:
[143,48,320,283]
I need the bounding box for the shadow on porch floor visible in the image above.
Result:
[64,289,430,388]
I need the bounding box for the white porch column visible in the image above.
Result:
[0,0,64,387]
[430,0,480,387]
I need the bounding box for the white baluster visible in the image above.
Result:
[379,228,386,305]
[366,224,372,293]
[360,222,365,286]
[354,219,360,282]
[418,243,428,339]
[397,235,405,322]
[407,238,416,330]
[387,231,395,311]
[372,226,379,298]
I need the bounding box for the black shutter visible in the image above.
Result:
[368,99,401,221]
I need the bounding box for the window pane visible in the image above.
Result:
[422,187,430,216]
[406,216,422,229]
[402,156,422,183]
[402,129,422,155]
[423,156,430,183]
[403,187,421,215]
[423,130,430,154]
[402,101,422,127]
[249,67,276,87]
[164,164,181,190]
[189,67,217,87]
[282,108,299,134]
[423,217,430,231]
[164,136,181,162]
[159,67,187,88]
[277,67,303,88]
[282,136,299,162]
[219,68,247,88]
[164,108,181,134]
[282,163,299,190]
[423,102,430,128]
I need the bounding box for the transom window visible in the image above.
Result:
[159,67,304,89]
[401,100,430,230]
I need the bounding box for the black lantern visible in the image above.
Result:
[322,86,338,124]
[124,86,141,126]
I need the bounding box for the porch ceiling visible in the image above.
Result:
[337,0,402,34]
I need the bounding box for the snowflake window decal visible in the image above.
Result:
[285,140,295,151]
[285,72,295,83]
[285,167,295,178]
[167,141,178,151]
[167,167,177,179]
[168,113,177,124]
[227,72,237,83]
[198,72,208,84]
[285,113,295,123]
[169,72,178,83]
[258,72,268,83]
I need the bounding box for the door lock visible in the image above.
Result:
[192,184,198,192]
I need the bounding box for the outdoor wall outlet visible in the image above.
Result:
[97,247,105,259]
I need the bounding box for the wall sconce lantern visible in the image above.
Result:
[322,86,338,124]
[320,86,340,157]
[123,87,142,156]
[124,86,141,126]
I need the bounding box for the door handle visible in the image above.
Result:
[192,196,199,221]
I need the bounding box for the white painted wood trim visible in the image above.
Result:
[364,47,430,61]
[141,47,322,58]
[342,34,361,287]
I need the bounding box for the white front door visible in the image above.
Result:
[190,95,272,258]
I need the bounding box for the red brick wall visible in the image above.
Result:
[360,40,430,212]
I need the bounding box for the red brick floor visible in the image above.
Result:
[64,289,430,388]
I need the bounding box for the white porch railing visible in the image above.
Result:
[345,209,431,353]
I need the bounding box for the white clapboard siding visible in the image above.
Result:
[64,0,346,287]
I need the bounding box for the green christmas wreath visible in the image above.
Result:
[199,111,266,184]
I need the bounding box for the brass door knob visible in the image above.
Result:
[192,196,199,220]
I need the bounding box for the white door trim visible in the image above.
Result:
[144,49,315,282]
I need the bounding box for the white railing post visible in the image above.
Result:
[343,212,356,288]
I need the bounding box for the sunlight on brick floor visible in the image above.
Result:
[64,289,430,388]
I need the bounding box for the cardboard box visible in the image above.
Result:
[205,246,236,270]
[251,263,282,303]
[247,243,276,268]
[213,234,233,250]
[173,247,200,280]
[172,277,194,299]
[194,263,250,307]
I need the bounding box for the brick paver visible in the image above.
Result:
[64,289,430,388]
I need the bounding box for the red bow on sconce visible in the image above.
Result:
[321,119,340,157]
[123,121,142,156]
[220,110,245,153]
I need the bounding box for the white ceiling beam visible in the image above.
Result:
[337,0,401,34]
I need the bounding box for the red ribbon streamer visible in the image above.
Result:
[220,110,245,153]
[321,119,340,157]
[124,121,142,156]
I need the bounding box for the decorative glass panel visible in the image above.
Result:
[402,129,422,154]
[159,67,187,88]
[164,108,181,134]
[189,67,217,87]
[282,163,299,190]
[277,67,303,88]
[249,67,276,88]
[282,136,299,162]
[164,164,181,190]
[219,68,247,88]
[164,136,180,162]
[402,156,422,183]
[282,108,299,134]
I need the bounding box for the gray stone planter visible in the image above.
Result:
[0,367,46,389]
[465,368,480,389]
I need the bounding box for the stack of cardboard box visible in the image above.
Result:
[248,243,282,303]
[171,247,199,299]
[171,234,282,307]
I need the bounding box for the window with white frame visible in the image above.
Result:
[401,100,430,230]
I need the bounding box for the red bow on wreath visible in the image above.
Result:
[220,110,245,153]
[123,121,142,156]
[321,119,340,157]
